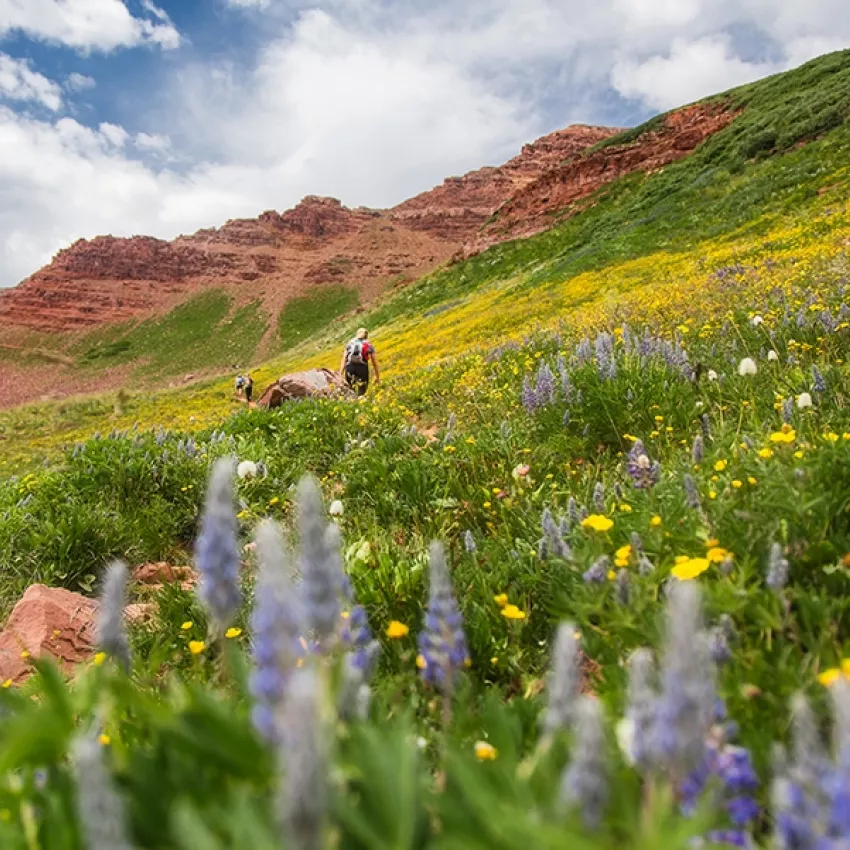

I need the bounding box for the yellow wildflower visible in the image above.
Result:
[188,640,206,655]
[93,652,107,666]
[819,668,843,687]
[758,448,774,459]
[707,547,731,563]
[416,654,426,669]
[769,430,796,444]
[650,515,662,527]
[386,621,410,638]
[1,679,12,689]
[493,593,509,607]
[501,604,526,620]
[732,479,743,488]
[714,460,727,471]
[474,741,498,761]
[615,544,632,567]
[225,627,242,639]
[748,476,758,485]
[671,557,711,581]
[581,514,614,533]
[99,734,111,746]
[619,503,633,513]
[180,621,193,631]
[268,497,279,506]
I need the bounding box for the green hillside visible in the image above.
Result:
[2,50,850,849]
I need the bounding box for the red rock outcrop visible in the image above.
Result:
[463,104,735,256]
[390,125,619,240]
[0,585,97,685]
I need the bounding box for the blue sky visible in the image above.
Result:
[0,0,847,289]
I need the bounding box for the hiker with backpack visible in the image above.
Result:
[235,374,245,397]
[340,328,380,396]
[244,374,254,403]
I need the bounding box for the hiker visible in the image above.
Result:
[244,374,254,403]
[340,328,380,396]
[235,374,245,397]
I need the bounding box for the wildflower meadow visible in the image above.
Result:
[2,49,850,850]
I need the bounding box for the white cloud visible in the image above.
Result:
[65,72,96,91]
[611,37,776,111]
[0,0,181,52]
[134,131,171,153]
[1,0,850,289]
[226,0,271,7]
[0,53,63,110]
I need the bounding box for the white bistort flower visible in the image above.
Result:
[768,350,779,362]
[329,500,344,517]
[751,315,764,326]
[797,392,813,409]
[707,369,718,381]
[738,357,758,376]
[237,460,258,480]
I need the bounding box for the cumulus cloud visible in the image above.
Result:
[0,53,63,110]
[0,0,181,52]
[65,72,96,91]
[611,37,775,111]
[1,0,849,288]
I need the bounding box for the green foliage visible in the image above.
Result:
[277,285,360,351]
[74,291,268,377]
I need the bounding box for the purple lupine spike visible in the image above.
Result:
[782,398,794,424]
[691,434,704,465]
[542,509,572,560]
[593,482,606,513]
[683,474,701,511]
[544,622,581,734]
[651,583,716,777]
[96,560,132,673]
[297,477,342,648]
[560,696,608,829]
[535,361,556,405]
[766,542,789,592]
[522,375,539,413]
[463,530,477,554]
[583,556,609,585]
[619,648,657,771]
[195,457,242,633]
[278,668,327,850]
[812,365,827,393]
[417,542,469,696]
[250,520,306,744]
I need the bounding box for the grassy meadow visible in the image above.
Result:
[1,49,850,849]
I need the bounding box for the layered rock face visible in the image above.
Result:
[0,109,732,340]
[463,104,736,255]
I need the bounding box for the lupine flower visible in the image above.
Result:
[522,376,539,414]
[96,560,131,673]
[417,542,470,696]
[680,715,760,847]
[584,556,610,584]
[563,408,571,427]
[767,542,789,592]
[627,440,660,489]
[708,617,734,665]
[541,509,572,560]
[652,582,716,777]
[195,458,242,633]
[463,530,477,553]
[638,554,655,576]
[544,622,581,734]
[560,696,608,829]
[568,497,581,526]
[615,569,630,605]
[250,520,305,744]
[72,731,133,850]
[692,434,704,465]
[618,648,657,770]
[535,361,556,405]
[684,474,701,511]
[278,668,327,850]
[297,477,342,647]
[593,482,606,513]
[701,413,712,440]
[782,398,794,423]
[812,365,827,393]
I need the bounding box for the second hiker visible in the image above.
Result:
[340,328,380,396]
